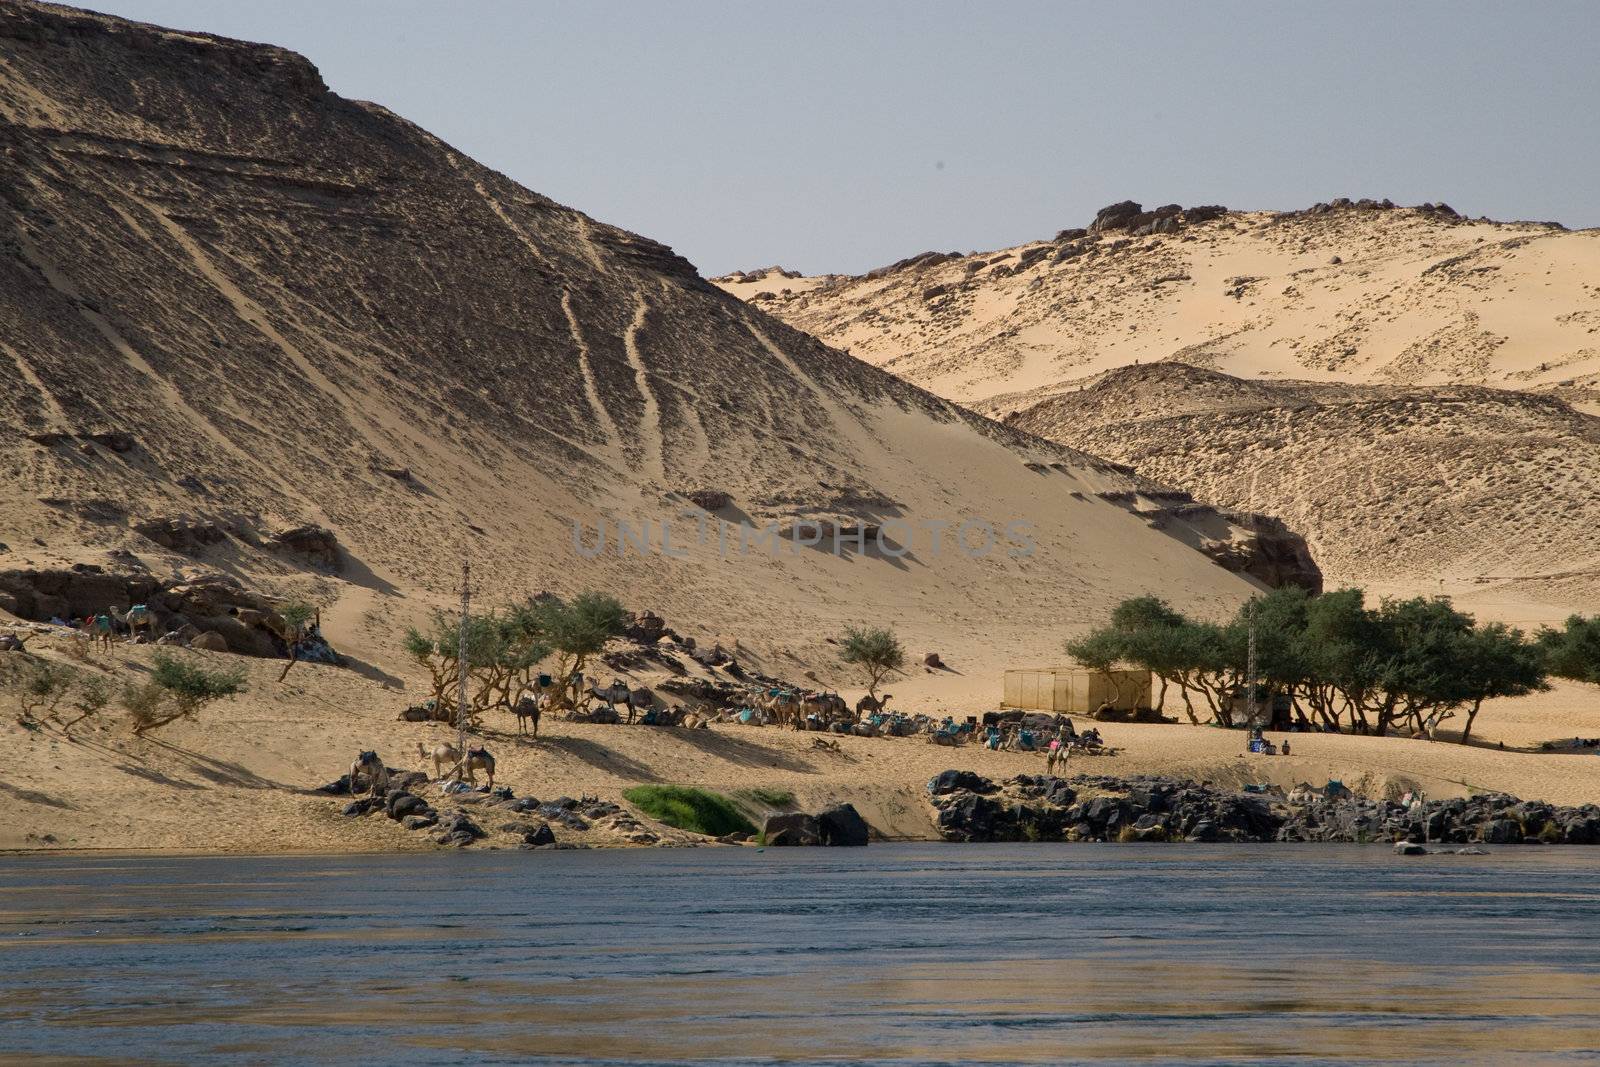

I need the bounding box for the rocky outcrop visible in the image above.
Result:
[762,803,872,847]
[0,567,294,656]
[1089,200,1230,237]
[926,771,1600,845]
[272,525,339,567]
[1191,509,1323,594]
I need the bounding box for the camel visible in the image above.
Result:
[801,691,847,724]
[349,750,389,795]
[1046,741,1069,775]
[450,745,495,790]
[418,740,462,780]
[88,611,116,652]
[586,678,634,719]
[758,688,803,728]
[855,693,892,718]
[118,604,157,643]
[511,694,546,737]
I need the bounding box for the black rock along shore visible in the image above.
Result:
[927,771,1600,845]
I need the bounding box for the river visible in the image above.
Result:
[2,845,1597,1064]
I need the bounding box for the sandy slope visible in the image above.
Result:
[0,3,1285,852]
[0,0,1261,689]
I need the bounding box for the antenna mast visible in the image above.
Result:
[1246,597,1258,729]
[457,559,471,757]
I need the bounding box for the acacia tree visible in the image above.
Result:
[515,593,627,712]
[1454,623,1546,743]
[403,609,552,725]
[839,626,904,705]
[1067,588,1548,741]
[1538,615,1600,686]
[126,652,247,734]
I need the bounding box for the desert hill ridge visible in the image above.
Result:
[716,198,1600,416]
[1007,361,1600,617]
[0,0,1279,713]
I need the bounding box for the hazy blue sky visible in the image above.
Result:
[93,1,1599,275]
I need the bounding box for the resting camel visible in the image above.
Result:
[350,750,390,795]
[418,740,462,780]
[855,693,892,718]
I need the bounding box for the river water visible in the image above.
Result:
[1,845,1597,1065]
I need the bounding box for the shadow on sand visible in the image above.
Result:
[669,727,817,774]
[543,736,661,783]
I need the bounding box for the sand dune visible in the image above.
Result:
[0,1,1261,686]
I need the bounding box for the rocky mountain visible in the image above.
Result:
[0,2,1264,691]
[722,200,1600,615]
[719,199,1600,418]
[1007,362,1600,611]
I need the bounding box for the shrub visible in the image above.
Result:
[127,652,247,734]
[739,788,795,809]
[623,785,757,837]
[839,626,905,703]
[63,673,113,732]
[2,657,77,722]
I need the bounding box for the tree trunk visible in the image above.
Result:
[1460,698,1484,745]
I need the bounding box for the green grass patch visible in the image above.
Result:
[623,785,757,837]
[737,788,795,810]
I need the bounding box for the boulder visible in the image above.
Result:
[523,822,556,847]
[763,812,821,847]
[685,489,731,512]
[273,524,340,566]
[189,630,228,652]
[1480,818,1523,844]
[928,770,995,796]
[386,793,428,820]
[1393,841,1428,856]
[816,803,870,846]
[1090,200,1144,233]
[402,813,438,830]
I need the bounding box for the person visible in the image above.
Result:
[1281,739,1292,756]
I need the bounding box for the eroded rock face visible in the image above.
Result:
[0,566,293,656]
[1194,510,1323,594]
[272,525,339,567]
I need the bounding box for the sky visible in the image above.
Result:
[89,1,1600,276]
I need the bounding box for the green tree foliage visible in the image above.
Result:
[403,607,555,725]
[126,652,247,734]
[839,626,905,702]
[1537,615,1600,686]
[514,593,627,712]
[1067,588,1549,741]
